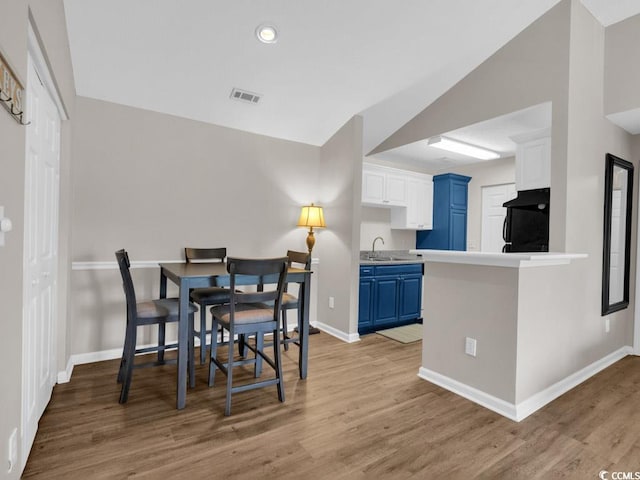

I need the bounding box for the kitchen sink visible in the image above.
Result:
[365,256,394,261]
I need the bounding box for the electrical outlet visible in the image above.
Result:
[465,337,477,357]
[7,428,17,473]
[329,296,335,309]
[605,318,610,333]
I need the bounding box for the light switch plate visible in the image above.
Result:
[0,207,6,247]
[465,337,477,357]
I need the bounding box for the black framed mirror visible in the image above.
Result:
[602,153,634,315]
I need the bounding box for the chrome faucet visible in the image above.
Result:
[372,236,385,255]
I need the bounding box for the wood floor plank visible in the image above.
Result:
[22,334,640,479]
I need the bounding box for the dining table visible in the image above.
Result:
[158,261,312,410]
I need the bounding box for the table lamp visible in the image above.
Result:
[297,203,325,253]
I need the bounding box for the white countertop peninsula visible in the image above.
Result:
[410,249,587,268]
[412,249,591,422]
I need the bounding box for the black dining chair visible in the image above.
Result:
[208,257,288,416]
[185,247,233,364]
[115,249,197,403]
[279,250,312,350]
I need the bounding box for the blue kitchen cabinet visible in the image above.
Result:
[416,173,471,251]
[399,272,422,320]
[358,264,423,334]
[358,266,375,329]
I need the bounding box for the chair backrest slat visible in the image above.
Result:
[185,247,227,263]
[284,250,311,293]
[286,250,311,269]
[227,257,288,313]
[115,249,138,321]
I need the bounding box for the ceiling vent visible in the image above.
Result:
[230,88,261,104]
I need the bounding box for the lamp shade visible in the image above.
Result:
[297,204,326,228]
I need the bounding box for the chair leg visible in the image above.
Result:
[255,333,264,378]
[199,305,207,365]
[158,322,166,364]
[188,316,195,389]
[208,320,220,387]
[273,327,285,403]
[119,324,137,404]
[282,310,289,351]
[117,320,131,383]
[238,334,246,357]
[225,328,234,416]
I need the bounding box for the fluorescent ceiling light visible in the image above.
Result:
[427,135,499,160]
[256,24,278,44]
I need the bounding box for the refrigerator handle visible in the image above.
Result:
[502,214,509,242]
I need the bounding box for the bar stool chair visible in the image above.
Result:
[280,250,312,350]
[185,247,233,364]
[208,257,288,416]
[115,249,198,403]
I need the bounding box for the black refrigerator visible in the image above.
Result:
[502,188,550,252]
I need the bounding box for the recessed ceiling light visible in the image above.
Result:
[427,135,500,160]
[256,24,278,44]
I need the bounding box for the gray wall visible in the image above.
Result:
[422,263,519,403]
[316,116,363,337]
[604,13,640,118]
[0,1,75,477]
[394,0,638,405]
[372,0,572,252]
[560,0,636,367]
[70,96,324,354]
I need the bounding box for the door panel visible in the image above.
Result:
[374,277,399,325]
[481,184,516,252]
[399,276,422,320]
[22,53,60,470]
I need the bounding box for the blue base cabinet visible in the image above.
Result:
[358,264,423,335]
[416,173,471,251]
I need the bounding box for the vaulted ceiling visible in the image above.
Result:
[63,0,640,154]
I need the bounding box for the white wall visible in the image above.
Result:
[450,157,516,251]
[359,206,416,251]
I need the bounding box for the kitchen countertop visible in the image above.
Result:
[359,250,424,265]
[410,249,587,268]
[360,249,588,267]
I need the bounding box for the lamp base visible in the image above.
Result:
[294,326,321,335]
[306,228,316,254]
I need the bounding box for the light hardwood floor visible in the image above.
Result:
[23,333,640,479]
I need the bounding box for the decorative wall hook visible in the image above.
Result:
[10,104,30,125]
[1,48,27,126]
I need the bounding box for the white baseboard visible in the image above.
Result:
[418,345,632,422]
[314,321,360,343]
[56,348,121,384]
[514,345,632,421]
[418,367,518,420]
[55,326,306,383]
[57,356,74,384]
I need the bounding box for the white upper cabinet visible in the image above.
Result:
[512,129,551,191]
[391,175,434,230]
[362,162,433,230]
[362,163,407,206]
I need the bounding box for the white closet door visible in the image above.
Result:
[22,52,61,471]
